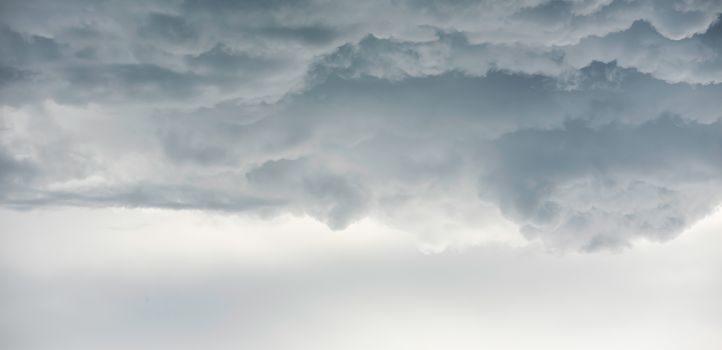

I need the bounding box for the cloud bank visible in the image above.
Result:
[1,0,722,250]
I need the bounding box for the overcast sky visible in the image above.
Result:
[1,0,722,349]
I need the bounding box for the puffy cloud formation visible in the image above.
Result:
[1,0,722,250]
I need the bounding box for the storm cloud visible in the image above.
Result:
[1,0,722,250]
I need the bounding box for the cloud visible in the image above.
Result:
[247,157,371,229]
[480,116,722,251]
[1,1,721,251]
[564,19,722,84]
[138,13,199,45]
[0,146,37,196]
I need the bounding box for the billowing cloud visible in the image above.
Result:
[1,0,721,251]
[480,116,722,251]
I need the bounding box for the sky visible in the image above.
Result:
[1,0,722,349]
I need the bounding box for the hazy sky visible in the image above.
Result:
[1,1,722,349]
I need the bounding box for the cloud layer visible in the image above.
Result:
[1,0,722,250]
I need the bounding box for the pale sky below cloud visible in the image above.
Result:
[1,207,721,350]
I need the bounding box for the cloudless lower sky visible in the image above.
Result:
[2,207,721,350]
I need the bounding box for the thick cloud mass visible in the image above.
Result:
[1,0,722,250]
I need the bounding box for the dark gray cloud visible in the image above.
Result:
[138,13,199,45]
[0,25,61,65]
[247,157,371,229]
[480,116,722,251]
[258,25,339,46]
[0,147,37,196]
[1,0,722,250]
[60,64,204,103]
